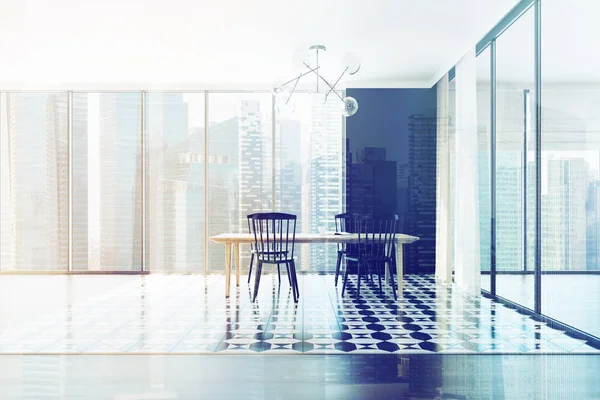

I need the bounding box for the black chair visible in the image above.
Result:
[334,212,358,286]
[249,213,299,302]
[342,214,398,299]
[246,213,261,284]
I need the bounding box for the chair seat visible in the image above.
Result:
[345,255,392,264]
[255,251,296,263]
[251,249,287,255]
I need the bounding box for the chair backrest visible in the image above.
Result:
[336,212,365,252]
[247,213,261,249]
[250,212,297,261]
[356,214,398,261]
[334,213,353,234]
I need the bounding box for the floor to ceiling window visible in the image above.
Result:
[275,93,344,271]
[494,7,535,309]
[445,0,600,343]
[72,92,142,271]
[541,0,600,339]
[477,47,492,291]
[449,79,456,274]
[0,92,69,271]
[206,93,273,272]
[145,93,205,272]
[0,90,345,273]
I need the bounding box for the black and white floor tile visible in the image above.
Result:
[0,273,598,355]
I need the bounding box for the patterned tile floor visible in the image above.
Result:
[0,273,598,355]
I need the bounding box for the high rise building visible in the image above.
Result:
[0,93,68,271]
[307,96,343,270]
[495,151,523,271]
[277,119,303,266]
[71,93,89,270]
[543,158,587,271]
[98,93,142,270]
[146,93,190,271]
[238,100,268,231]
[207,117,239,270]
[586,180,600,271]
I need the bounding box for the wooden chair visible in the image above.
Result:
[342,214,398,299]
[249,213,299,302]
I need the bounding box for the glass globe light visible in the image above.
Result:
[341,53,361,75]
[341,96,359,117]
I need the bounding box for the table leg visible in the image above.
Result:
[396,242,403,294]
[385,247,390,285]
[225,243,232,298]
[234,243,240,286]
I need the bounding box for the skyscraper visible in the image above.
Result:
[98,93,142,270]
[71,93,89,270]
[207,117,239,270]
[0,93,68,271]
[543,158,587,271]
[146,93,190,271]
[238,100,268,230]
[307,95,343,270]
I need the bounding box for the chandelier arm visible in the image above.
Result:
[277,66,321,88]
[318,75,345,102]
[301,61,345,102]
[325,67,348,100]
[286,75,300,105]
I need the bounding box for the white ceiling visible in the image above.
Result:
[0,0,519,90]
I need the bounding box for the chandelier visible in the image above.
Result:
[273,45,361,118]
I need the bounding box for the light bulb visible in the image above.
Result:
[341,96,359,117]
[341,53,361,75]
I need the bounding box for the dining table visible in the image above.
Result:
[210,232,420,297]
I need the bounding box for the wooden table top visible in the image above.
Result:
[209,232,419,244]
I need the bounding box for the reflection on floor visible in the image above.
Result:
[0,274,597,355]
[1,354,599,399]
[481,274,600,338]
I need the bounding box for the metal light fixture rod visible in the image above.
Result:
[278,66,321,88]
[325,66,349,101]
[302,62,345,102]
[286,74,300,105]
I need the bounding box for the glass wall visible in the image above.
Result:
[445,0,600,341]
[275,93,344,271]
[541,0,600,339]
[72,92,143,271]
[0,91,345,272]
[477,47,492,291]
[494,7,535,309]
[145,93,205,272]
[207,93,273,272]
[0,92,69,271]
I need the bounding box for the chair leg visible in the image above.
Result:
[376,262,383,292]
[391,245,397,285]
[335,251,343,286]
[341,262,350,297]
[388,261,397,300]
[252,261,263,302]
[247,253,254,283]
[285,262,292,286]
[277,263,281,285]
[290,260,299,300]
[289,261,298,302]
[357,260,362,297]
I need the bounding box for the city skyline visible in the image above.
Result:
[1,92,599,273]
